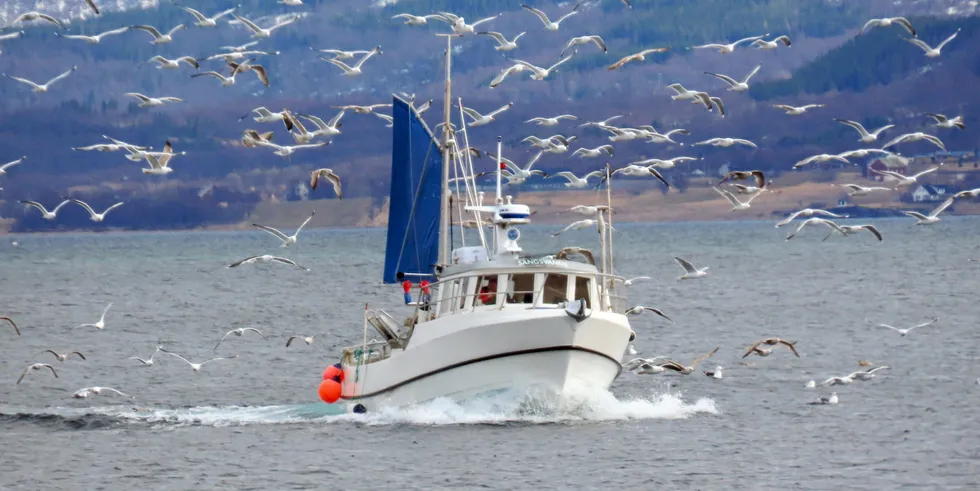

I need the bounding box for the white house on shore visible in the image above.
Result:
[910,184,948,202]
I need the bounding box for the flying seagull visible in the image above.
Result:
[227,255,310,271]
[213,328,268,351]
[37,350,86,362]
[877,317,939,336]
[253,210,315,247]
[3,66,77,93]
[674,256,708,280]
[160,349,238,373]
[16,363,58,384]
[75,303,112,329]
[310,169,343,199]
[742,338,800,358]
[69,199,124,222]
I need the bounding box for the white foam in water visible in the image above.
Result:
[16,388,717,427]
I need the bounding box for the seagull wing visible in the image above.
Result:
[673,256,697,274]
[907,317,939,330]
[213,330,237,350]
[252,223,289,242]
[131,25,163,38]
[743,64,762,82]
[521,4,552,26]
[201,355,238,366]
[834,119,870,138]
[779,340,800,357]
[640,307,672,322]
[928,197,954,217]
[295,210,315,234]
[704,71,739,87]
[243,327,268,339]
[877,323,903,333]
[903,211,928,220]
[69,199,98,218]
[285,336,301,347]
[893,17,916,36]
[1,317,19,335]
[906,37,933,53]
[712,187,742,207]
[691,347,720,368]
[937,29,960,50]
[270,256,309,270]
[233,14,265,34]
[44,66,77,87]
[861,225,883,241]
[547,55,574,73]
[741,342,764,358]
[325,58,355,73]
[912,167,939,179]
[228,255,260,268]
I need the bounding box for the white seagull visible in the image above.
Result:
[903,199,953,225]
[848,366,889,381]
[694,34,767,54]
[694,137,757,148]
[907,29,960,57]
[925,113,965,130]
[552,219,607,237]
[312,48,373,60]
[561,35,606,56]
[823,224,884,242]
[624,306,672,321]
[704,64,762,92]
[438,12,500,35]
[232,14,297,38]
[521,3,580,31]
[773,104,825,115]
[323,46,382,76]
[69,199,124,222]
[129,346,163,366]
[11,12,66,29]
[227,255,310,271]
[489,63,526,88]
[54,26,130,44]
[513,55,573,81]
[871,166,939,188]
[793,153,851,169]
[214,328,268,351]
[125,92,183,108]
[3,66,77,93]
[16,363,58,384]
[19,199,71,220]
[160,349,238,373]
[817,392,839,404]
[37,350,86,362]
[0,156,25,175]
[145,55,199,69]
[878,318,939,336]
[297,111,345,138]
[253,210,315,247]
[713,186,762,211]
[254,140,329,159]
[819,376,852,387]
[862,17,916,36]
[704,366,723,379]
[550,170,604,188]
[462,102,513,127]
[674,256,708,280]
[130,24,185,44]
[623,276,651,287]
[571,145,614,158]
[834,119,895,143]
[881,132,946,152]
[752,35,791,49]
[775,209,848,228]
[72,387,131,399]
[310,168,343,199]
[667,83,701,101]
[173,3,237,27]
[75,303,112,329]
[784,218,845,241]
[837,183,893,196]
[527,114,578,126]
[478,31,526,51]
[392,13,446,26]
[608,47,670,70]
[286,333,326,347]
[191,60,253,87]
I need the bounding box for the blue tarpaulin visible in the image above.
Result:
[382,96,442,284]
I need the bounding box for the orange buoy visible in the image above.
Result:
[323,364,343,382]
[318,379,341,403]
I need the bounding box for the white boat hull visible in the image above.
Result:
[340,310,631,412]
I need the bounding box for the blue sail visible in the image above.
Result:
[382,96,442,284]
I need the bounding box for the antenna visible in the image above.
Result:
[496,136,503,203]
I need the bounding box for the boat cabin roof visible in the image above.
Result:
[440,255,599,280]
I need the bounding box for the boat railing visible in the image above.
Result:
[342,340,391,367]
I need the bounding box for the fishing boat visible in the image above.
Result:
[323,36,634,413]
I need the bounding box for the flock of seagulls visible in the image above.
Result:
[2,4,975,412]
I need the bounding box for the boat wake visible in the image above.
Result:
[0,389,717,429]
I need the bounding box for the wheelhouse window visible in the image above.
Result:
[542,273,568,304]
[506,273,535,304]
[573,275,592,309]
[476,275,498,306]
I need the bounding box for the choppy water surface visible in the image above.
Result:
[2,218,979,490]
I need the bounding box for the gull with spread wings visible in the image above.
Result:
[253,210,315,247]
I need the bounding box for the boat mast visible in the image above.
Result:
[437,34,455,269]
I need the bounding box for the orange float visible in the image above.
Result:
[318,379,341,403]
[323,364,344,382]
